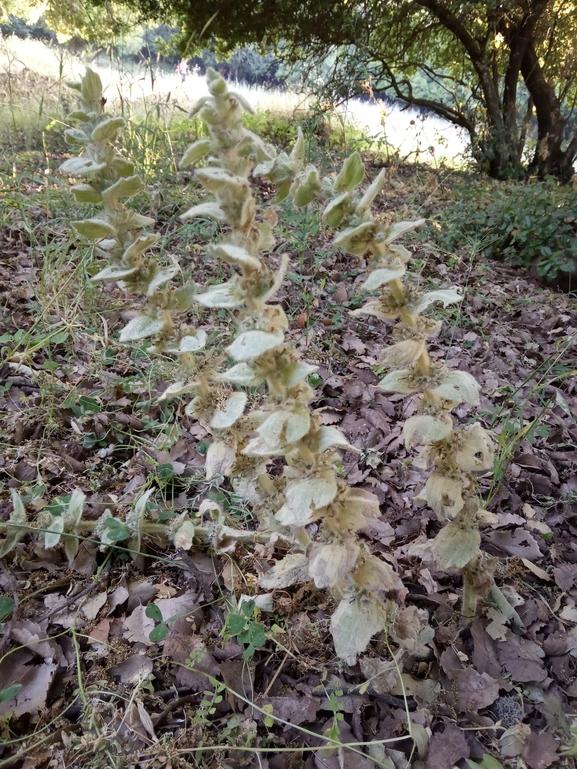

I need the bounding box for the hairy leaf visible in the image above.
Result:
[330,596,388,665]
[260,553,310,589]
[403,414,453,448]
[431,370,481,405]
[211,392,248,429]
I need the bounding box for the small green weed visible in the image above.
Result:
[431,178,577,282]
[223,599,266,660]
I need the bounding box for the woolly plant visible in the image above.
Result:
[0,68,265,562]
[258,137,497,621]
[175,68,431,664]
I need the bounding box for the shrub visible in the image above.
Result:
[432,178,577,282]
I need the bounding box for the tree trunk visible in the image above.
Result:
[522,42,577,181]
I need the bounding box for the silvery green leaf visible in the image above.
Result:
[63,489,85,565]
[67,110,90,122]
[70,184,102,204]
[211,392,247,429]
[309,542,360,588]
[257,410,311,447]
[403,414,453,448]
[195,166,239,191]
[205,440,236,479]
[111,155,135,177]
[219,363,263,387]
[349,300,399,320]
[229,90,254,114]
[0,491,28,558]
[378,368,418,394]
[169,285,197,312]
[430,370,480,405]
[333,221,376,255]
[260,553,310,589]
[122,233,159,261]
[173,520,196,550]
[64,128,88,145]
[424,472,464,519]
[187,95,210,118]
[208,243,261,270]
[173,331,207,353]
[273,179,292,203]
[125,488,154,557]
[195,282,244,308]
[361,265,406,290]
[44,514,65,549]
[101,175,143,202]
[430,524,480,570]
[60,157,107,176]
[352,555,403,594]
[226,330,284,362]
[290,127,305,170]
[275,476,338,527]
[92,265,139,282]
[357,168,386,211]
[282,359,317,388]
[65,489,85,527]
[330,596,388,665]
[454,425,494,472]
[91,117,126,142]
[380,219,426,245]
[334,151,365,192]
[323,192,350,228]
[146,267,178,297]
[119,314,167,342]
[158,380,199,400]
[407,288,463,315]
[180,202,226,221]
[72,218,116,239]
[292,168,320,207]
[260,254,289,303]
[131,213,156,228]
[81,67,103,104]
[312,426,357,454]
[179,138,212,169]
[242,435,282,457]
[380,339,426,367]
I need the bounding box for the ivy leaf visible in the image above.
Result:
[145,604,163,622]
[101,517,130,543]
[228,613,247,635]
[149,622,169,643]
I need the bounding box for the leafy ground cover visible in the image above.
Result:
[0,91,577,769]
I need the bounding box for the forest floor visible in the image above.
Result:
[0,104,577,769]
